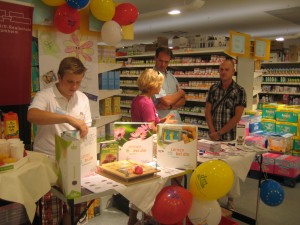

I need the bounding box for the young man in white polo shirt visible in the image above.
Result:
[28,56,92,158]
[27,56,91,225]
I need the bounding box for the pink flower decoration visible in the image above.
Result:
[64,33,94,62]
[130,127,147,140]
[114,127,126,140]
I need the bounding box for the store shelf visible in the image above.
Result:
[185,99,206,102]
[178,111,205,116]
[120,84,137,87]
[180,86,210,90]
[260,91,300,95]
[175,75,219,78]
[120,104,131,108]
[262,82,300,85]
[98,63,122,74]
[120,74,140,78]
[92,114,122,127]
[262,74,300,77]
[98,89,122,101]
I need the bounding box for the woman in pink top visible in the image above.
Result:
[128,69,176,225]
[131,68,176,132]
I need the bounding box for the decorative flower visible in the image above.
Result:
[130,126,148,140]
[64,33,94,62]
[114,127,126,141]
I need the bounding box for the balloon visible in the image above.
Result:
[190,160,234,200]
[152,186,193,225]
[101,21,122,46]
[112,3,139,26]
[54,4,80,34]
[90,0,115,21]
[66,0,90,10]
[188,198,222,225]
[41,0,65,6]
[260,179,285,206]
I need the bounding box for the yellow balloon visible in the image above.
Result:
[41,0,65,7]
[90,0,115,22]
[190,160,234,200]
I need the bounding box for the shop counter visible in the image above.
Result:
[0,151,58,223]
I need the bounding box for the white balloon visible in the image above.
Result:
[188,198,222,225]
[101,20,122,46]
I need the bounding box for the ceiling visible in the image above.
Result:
[117,0,300,46]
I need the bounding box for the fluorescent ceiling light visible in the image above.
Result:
[168,10,181,15]
[275,37,284,41]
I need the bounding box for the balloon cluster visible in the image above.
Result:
[41,0,139,46]
[151,160,235,225]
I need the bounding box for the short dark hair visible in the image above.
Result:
[155,46,173,59]
[58,57,87,77]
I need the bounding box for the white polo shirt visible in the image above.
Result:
[28,85,92,158]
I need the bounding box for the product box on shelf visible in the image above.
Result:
[275,109,300,123]
[262,104,284,119]
[98,72,108,89]
[274,154,300,178]
[293,136,300,151]
[261,119,276,132]
[108,71,115,89]
[114,122,154,163]
[250,152,280,173]
[100,98,112,116]
[114,70,120,89]
[99,140,118,165]
[289,45,300,62]
[268,133,294,153]
[156,124,198,169]
[275,121,298,136]
[111,96,121,115]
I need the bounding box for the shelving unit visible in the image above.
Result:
[116,47,259,137]
[259,62,300,105]
[92,64,122,129]
[116,47,233,138]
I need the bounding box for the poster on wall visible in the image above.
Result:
[38,28,100,118]
[0,0,33,105]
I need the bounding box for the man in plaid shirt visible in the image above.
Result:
[205,59,246,141]
[205,59,247,210]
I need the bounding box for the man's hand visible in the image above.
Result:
[209,131,221,141]
[67,116,89,138]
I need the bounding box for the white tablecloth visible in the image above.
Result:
[0,152,58,222]
[197,151,257,197]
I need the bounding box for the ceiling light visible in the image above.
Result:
[168,10,181,15]
[275,37,284,41]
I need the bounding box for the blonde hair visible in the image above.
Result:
[137,69,164,93]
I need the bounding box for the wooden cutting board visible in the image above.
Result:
[98,160,160,183]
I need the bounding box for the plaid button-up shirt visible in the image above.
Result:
[206,81,247,141]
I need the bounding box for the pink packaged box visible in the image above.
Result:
[274,155,300,178]
[250,153,280,173]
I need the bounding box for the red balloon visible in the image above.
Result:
[112,3,139,26]
[54,4,80,34]
[152,186,193,225]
